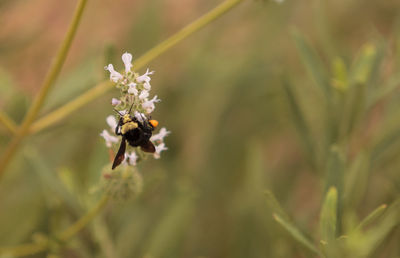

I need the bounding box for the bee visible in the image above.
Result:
[112,107,158,169]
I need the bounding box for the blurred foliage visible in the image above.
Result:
[1,0,400,257]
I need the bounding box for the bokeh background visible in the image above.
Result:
[1,0,400,257]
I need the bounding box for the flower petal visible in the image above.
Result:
[105,64,123,83]
[106,115,118,130]
[111,98,121,106]
[122,52,133,73]
[153,143,168,159]
[100,130,119,147]
[150,127,171,142]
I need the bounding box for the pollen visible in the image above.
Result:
[149,119,158,128]
[121,122,138,134]
[123,114,131,123]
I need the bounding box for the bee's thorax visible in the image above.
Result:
[121,121,138,134]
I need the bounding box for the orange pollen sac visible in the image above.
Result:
[149,119,159,128]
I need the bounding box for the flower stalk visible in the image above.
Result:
[0,0,88,178]
[0,110,17,134]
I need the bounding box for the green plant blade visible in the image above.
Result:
[321,145,345,230]
[347,199,399,257]
[292,29,331,98]
[349,44,377,86]
[331,57,348,92]
[340,81,366,138]
[273,213,321,256]
[282,78,316,169]
[23,147,82,214]
[356,204,387,231]
[343,151,370,209]
[264,190,290,221]
[320,187,338,243]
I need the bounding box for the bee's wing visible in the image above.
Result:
[140,140,156,153]
[112,136,126,169]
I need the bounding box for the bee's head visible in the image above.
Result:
[114,109,133,124]
[149,119,158,128]
[122,114,132,123]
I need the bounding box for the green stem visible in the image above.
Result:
[30,80,113,134]
[58,195,110,241]
[0,0,88,177]
[30,0,244,135]
[0,195,109,257]
[0,243,48,257]
[0,110,17,134]
[132,0,245,69]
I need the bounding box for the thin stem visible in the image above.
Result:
[30,0,244,135]
[0,195,109,257]
[58,195,110,241]
[0,110,17,134]
[0,243,48,257]
[30,81,113,134]
[132,0,245,69]
[0,0,88,177]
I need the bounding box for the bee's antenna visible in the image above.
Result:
[113,109,123,116]
[128,103,134,114]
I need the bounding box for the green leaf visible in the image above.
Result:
[273,213,321,256]
[292,29,331,98]
[349,44,377,86]
[23,146,82,214]
[347,199,399,257]
[355,204,387,231]
[339,81,366,138]
[264,190,290,221]
[324,146,344,204]
[331,57,348,92]
[282,78,316,169]
[343,151,370,209]
[320,187,338,242]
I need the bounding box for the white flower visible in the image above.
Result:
[126,151,138,166]
[142,95,160,114]
[100,130,119,147]
[150,127,170,142]
[139,90,149,100]
[134,111,145,122]
[111,98,121,106]
[142,102,155,113]
[106,115,118,131]
[136,68,154,83]
[122,52,133,73]
[153,143,168,159]
[143,81,151,91]
[128,82,138,95]
[105,64,123,83]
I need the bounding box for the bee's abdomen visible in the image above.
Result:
[125,128,151,147]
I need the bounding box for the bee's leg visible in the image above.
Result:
[115,125,121,135]
[115,119,123,135]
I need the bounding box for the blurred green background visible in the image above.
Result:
[0,0,400,257]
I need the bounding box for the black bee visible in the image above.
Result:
[112,108,158,169]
